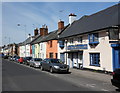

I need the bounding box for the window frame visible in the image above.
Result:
[78,37,82,43]
[50,41,52,47]
[109,28,119,40]
[90,53,100,67]
[88,33,99,44]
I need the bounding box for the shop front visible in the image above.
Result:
[66,44,87,68]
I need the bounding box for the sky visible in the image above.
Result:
[1,1,119,46]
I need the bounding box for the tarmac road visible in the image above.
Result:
[2,59,94,92]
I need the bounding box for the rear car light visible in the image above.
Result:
[112,72,115,75]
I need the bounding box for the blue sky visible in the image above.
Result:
[2,2,118,46]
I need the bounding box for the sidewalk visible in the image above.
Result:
[69,68,112,83]
[50,68,116,91]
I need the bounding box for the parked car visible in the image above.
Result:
[12,56,17,61]
[3,55,9,59]
[29,58,42,68]
[8,56,13,61]
[40,58,69,73]
[111,68,120,89]
[23,57,32,65]
[18,57,24,64]
[15,56,20,62]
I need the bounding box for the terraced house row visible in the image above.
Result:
[1,3,120,72]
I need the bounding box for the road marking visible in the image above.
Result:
[86,84,96,88]
[101,89,109,91]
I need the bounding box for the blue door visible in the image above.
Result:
[113,47,120,70]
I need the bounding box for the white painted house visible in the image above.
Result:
[19,35,34,57]
[59,4,120,72]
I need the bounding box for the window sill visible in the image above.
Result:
[90,64,100,67]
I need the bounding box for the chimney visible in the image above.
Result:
[28,34,31,38]
[58,20,64,33]
[40,24,48,36]
[69,13,77,25]
[34,28,38,36]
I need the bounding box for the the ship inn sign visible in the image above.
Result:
[67,44,88,50]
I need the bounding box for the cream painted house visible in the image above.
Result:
[58,4,120,72]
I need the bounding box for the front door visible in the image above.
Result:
[113,47,120,70]
[73,53,78,68]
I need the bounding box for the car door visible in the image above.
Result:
[42,59,47,69]
[46,59,51,70]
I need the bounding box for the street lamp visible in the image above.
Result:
[17,24,27,57]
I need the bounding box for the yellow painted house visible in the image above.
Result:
[35,44,40,58]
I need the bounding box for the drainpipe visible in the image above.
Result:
[65,39,67,65]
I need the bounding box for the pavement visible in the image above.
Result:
[46,68,117,92]
[69,68,112,83]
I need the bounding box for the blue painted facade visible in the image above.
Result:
[32,45,35,58]
[111,44,120,71]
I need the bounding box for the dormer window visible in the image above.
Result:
[109,28,119,40]
[70,38,73,44]
[88,33,99,44]
[78,37,82,43]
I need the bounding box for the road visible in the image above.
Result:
[2,59,94,91]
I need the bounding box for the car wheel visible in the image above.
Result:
[41,66,44,71]
[50,67,53,73]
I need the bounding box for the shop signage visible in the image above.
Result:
[67,44,88,50]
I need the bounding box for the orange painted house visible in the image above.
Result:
[46,40,58,58]
[45,20,65,59]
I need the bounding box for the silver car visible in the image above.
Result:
[29,58,42,68]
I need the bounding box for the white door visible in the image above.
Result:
[73,53,78,67]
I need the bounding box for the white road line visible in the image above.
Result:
[101,89,109,91]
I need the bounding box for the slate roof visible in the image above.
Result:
[19,36,35,46]
[41,30,58,42]
[59,3,120,39]
[30,30,58,44]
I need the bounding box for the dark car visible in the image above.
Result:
[40,58,69,73]
[111,68,120,89]
[3,55,9,59]
[23,57,32,65]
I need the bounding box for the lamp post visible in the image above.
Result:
[17,24,27,57]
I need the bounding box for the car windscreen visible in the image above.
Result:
[50,59,61,63]
[26,57,32,60]
[34,58,42,61]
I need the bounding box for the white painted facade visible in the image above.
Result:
[39,42,46,59]
[25,44,31,57]
[58,29,120,72]
[19,45,25,57]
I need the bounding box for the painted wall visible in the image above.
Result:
[32,45,35,58]
[82,31,112,72]
[62,30,114,72]
[39,42,46,59]
[19,45,25,57]
[35,44,40,58]
[46,40,58,58]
